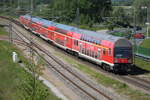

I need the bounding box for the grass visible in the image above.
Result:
[110,31,126,37]
[54,52,150,100]
[135,38,150,72]
[135,58,150,71]
[1,14,149,99]
[0,11,18,18]
[0,26,8,35]
[140,39,150,48]
[0,40,61,100]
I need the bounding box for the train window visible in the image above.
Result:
[91,51,94,57]
[55,28,68,34]
[82,48,84,53]
[103,48,106,55]
[43,25,48,28]
[108,48,111,56]
[74,40,78,46]
[87,50,89,56]
[32,27,36,31]
[85,49,87,55]
[84,48,86,54]
[76,40,78,46]
[91,50,94,57]
[89,50,92,57]
[93,51,95,57]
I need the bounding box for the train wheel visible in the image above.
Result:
[66,49,70,53]
[36,34,40,37]
[102,64,109,71]
[101,63,105,70]
[107,66,111,72]
[73,52,79,57]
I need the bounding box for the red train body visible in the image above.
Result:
[20,15,133,72]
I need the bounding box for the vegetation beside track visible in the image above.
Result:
[134,38,150,71]
[140,39,150,48]
[0,40,61,100]
[135,58,150,71]
[0,26,8,35]
[1,15,150,100]
[54,52,150,100]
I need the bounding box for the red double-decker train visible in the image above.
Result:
[20,15,133,72]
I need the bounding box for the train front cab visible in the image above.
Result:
[113,39,133,72]
[20,15,31,29]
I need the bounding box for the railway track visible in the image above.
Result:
[1,16,115,100]
[67,53,150,94]
[0,16,150,99]
[57,49,150,94]
[135,53,150,61]
[120,75,150,93]
[31,34,150,94]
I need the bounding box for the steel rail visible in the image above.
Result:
[1,15,150,98]
[4,16,113,100]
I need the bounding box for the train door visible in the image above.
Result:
[98,48,101,59]
[73,39,79,51]
[51,32,54,40]
[64,37,67,46]
[66,37,72,49]
[79,43,82,52]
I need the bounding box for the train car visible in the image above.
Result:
[20,15,133,72]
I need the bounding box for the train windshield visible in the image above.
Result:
[114,47,132,58]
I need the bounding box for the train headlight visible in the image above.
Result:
[128,59,132,63]
[114,59,118,63]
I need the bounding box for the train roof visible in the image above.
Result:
[22,15,125,43]
[79,29,122,42]
[23,14,31,19]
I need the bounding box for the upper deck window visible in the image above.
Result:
[42,24,48,28]
[55,28,68,34]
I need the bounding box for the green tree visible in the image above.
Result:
[112,7,126,22]
[19,53,49,100]
[46,0,112,24]
[133,0,150,25]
